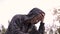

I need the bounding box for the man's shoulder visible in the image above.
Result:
[12,14,26,19]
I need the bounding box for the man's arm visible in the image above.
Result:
[38,22,45,34]
[38,14,45,34]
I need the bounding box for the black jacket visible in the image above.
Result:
[5,8,45,34]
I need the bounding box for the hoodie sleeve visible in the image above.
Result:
[38,22,45,34]
[5,15,29,34]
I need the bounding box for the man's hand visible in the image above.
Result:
[40,13,45,23]
[41,17,44,23]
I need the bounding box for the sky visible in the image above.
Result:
[0,0,60,29]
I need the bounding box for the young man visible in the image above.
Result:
[5,8,45,34]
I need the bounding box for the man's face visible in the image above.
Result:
[31,13,45,24]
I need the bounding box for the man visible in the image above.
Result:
[5,8,45,34]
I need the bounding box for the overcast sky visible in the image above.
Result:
[0,0,60,29]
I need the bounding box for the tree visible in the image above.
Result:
[53,8,60,23]
[57,28,60,34]
[53,8,60,34]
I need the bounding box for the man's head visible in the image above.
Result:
[26,8,45,24]
[30,11,45,24]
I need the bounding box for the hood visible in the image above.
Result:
[24,8,44,21]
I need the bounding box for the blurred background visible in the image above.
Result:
[0,0,60,34]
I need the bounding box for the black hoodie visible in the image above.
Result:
[5,8,45,34]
